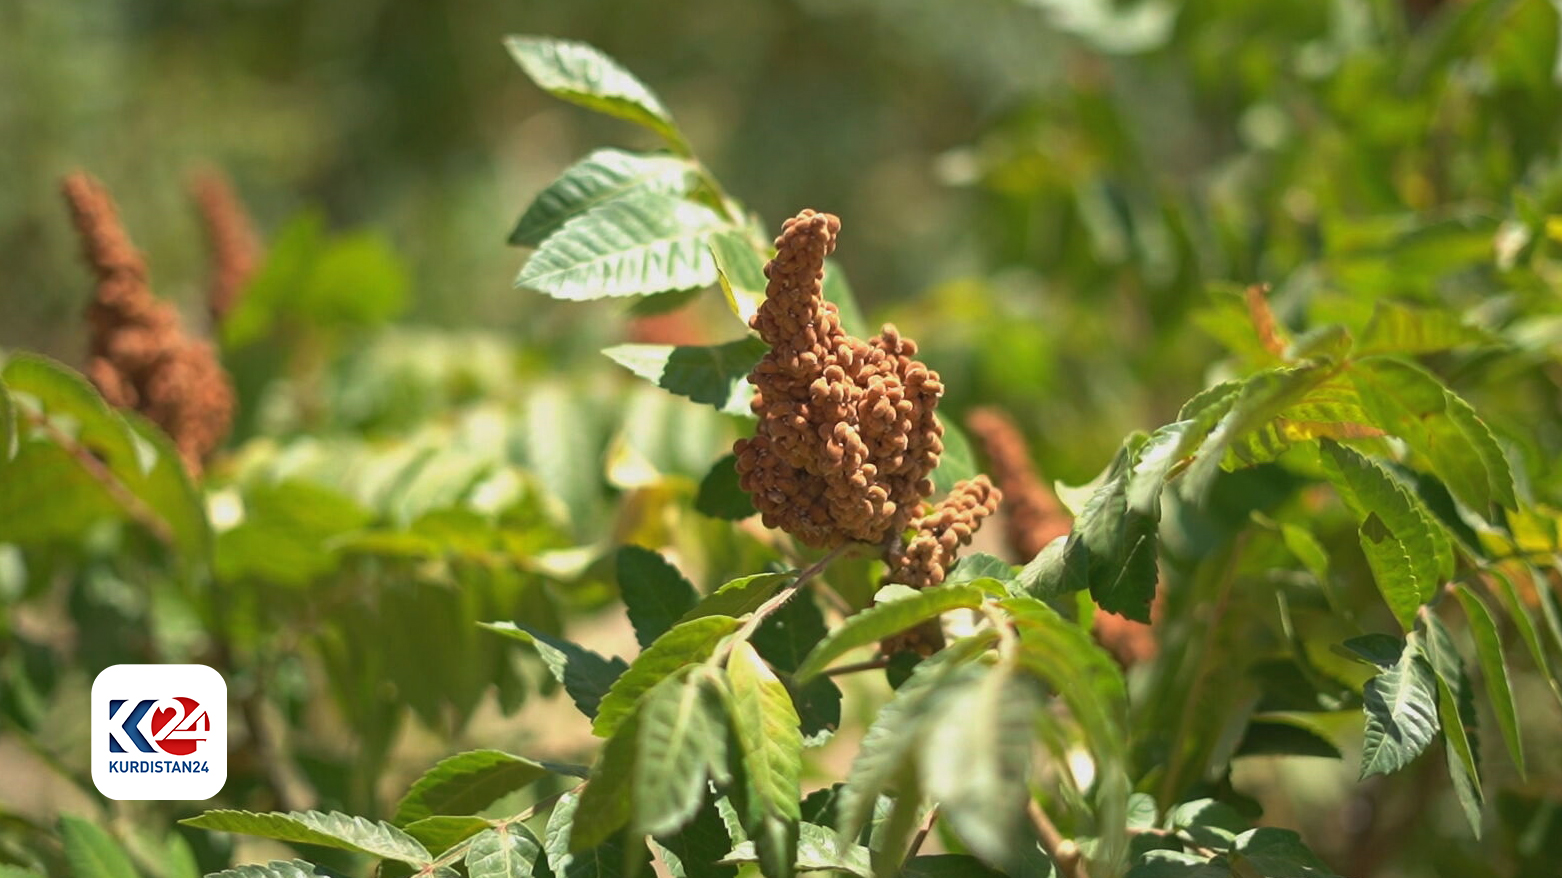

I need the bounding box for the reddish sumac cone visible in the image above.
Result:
[190,168,262,326]
[965,407,1071,558]
[63,172,235,476]
[884,475,1002,588]
[733,210,945,547]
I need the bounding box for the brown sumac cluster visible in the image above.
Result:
[62,172,240,476]
[734,209,1000,589]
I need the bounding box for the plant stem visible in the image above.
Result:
[822,657,891,677]
[1028,799,1089,878]
[906,804,940,859]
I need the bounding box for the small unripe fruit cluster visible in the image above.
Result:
[884,475,1002,588]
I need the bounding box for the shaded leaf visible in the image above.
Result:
[402,817,492,856]
[695,454,757,520]
[616,545,700,649]
[546,791,648,878]
[633,667,730,837]
[679,573,793,623]
[720,823,870,878]
[603,338,766,416]
[61,816,137,878]
[1349,635,1439,779]
[481,622,628,719]
[1451,584,1524,778]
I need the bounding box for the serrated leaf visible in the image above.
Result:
[61,816,137,878]
[695,454,757,520]
[633,667,729,837]
[749,589,839,746]
[516,194,727,300]
[1319,441,1448,629]
[653,798,739,878]
[1355,300,1495,356]
[1001,596,1129,762]
[1485,568,1562,709]
[1417,613,1484,836]
[836,632,998,844]
[945,553,1017,587]
[546,791,648,878]
[180,811,432,865]
[1356,637,1439,780]
[572,710,640,852]
[202,862,346,878]
[720,823,871,878]
[725,641,803,878]
[1230,828,1341,878]
[1451,584,1524,778]
[403,817,493,855]
[920,664,1038,874]
[617,545,700,649]
[794,585,986,682]
[512,149,696,247]
[393,750,556,826]
[1350,357,1517,511]
[481,622,628,719]
[603,337,766,416]
[466,825,552,878]
[505,36,687,151]
[679,572,793,623]
[1065,437,1159,622]
[1179,363,1335,503]
[592,615,742,737]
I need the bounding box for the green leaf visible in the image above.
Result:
[592,615,742,737]
[709,229,767,325]
[572,710,640,852]
[512,149,696,247]
[403,817,493,856]
[724,641,803,878]
[679,572,793,623]
[930,421,979,496]
[1349,635,1440,779]
[1001,596,1129,761]
[749,591,841,746]
[0,437,122,545]
[1230,828,1341,878]
[900,855,1012,878]
[695,454,757,520]
[652,797,739,878]
[202,862,346,878]
[794,585,986,682]
[821,260,870,339]
[1417,613,1484,837]
[466,825,553,878]
[720,823,871,878]
[836,632,998,844]
[0,376,13,460]
[1355,300,1495,356]
[1485,568,1562,709]
[516,194,726,300]
[546,790,649,878]
[1349,357,1517,511]
[945,553,1017,588]
[603,338,766,416]
[393,750,556,826]
[1319,441,1449,630]
[633,667,730,837]
[920,664,1038,874]
[617,546,700,649]
[216,480,372,586]
[61,816,138,878]
[1064,437,1160,622]
[3,354,210,560]
[1451,584,1524,778]
[505,36,687,152]
[1178,363,1335,503]
[480,622,628,719]
[180,811,432,866]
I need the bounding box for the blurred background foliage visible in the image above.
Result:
[7,1,1562,877]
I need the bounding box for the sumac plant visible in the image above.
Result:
[6,25,1562,878]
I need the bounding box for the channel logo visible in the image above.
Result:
[91,664,227,800]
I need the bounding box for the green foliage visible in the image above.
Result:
[13,13,1562,878]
